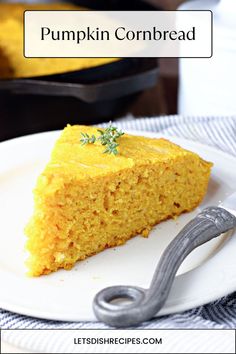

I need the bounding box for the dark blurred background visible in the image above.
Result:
[130,0,185,117]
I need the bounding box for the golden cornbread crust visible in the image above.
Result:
[25,125,213,276]
[0,3,116,79]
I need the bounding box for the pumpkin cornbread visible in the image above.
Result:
[25,125,212,276]
[0,3,115,79]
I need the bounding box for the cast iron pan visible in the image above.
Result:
[0,59,159,103]
[0,0,160,141]
[0,59,159,141]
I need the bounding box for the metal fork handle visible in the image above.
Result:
[93,207,236,327]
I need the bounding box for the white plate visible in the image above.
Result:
[0,130,236,322]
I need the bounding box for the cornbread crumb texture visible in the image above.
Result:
[0,3,116,78]
[25,125,213,276]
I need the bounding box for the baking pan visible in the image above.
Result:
[0,59,159,142]
[0,59,159,103]
[0,1,160,141]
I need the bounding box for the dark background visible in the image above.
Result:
[125,0,185,118]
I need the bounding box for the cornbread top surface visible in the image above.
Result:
[0,3,116,78]
[44,125,210,181]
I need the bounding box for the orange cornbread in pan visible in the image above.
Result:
[25,125,212,276]
[0,3,115,79]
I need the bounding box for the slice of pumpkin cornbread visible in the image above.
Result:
[25,125,212,276]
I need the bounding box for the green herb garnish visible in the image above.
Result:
[80,123,124,155]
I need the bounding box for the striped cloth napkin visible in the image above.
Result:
[1,115,236,330]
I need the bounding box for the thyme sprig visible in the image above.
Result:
[80,123,124,155]
[80,132,96,145]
